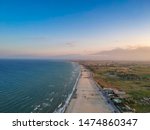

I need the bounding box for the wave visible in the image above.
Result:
[54,65,81,113]
[0,60,80,112]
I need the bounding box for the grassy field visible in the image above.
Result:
[78,61,150,112]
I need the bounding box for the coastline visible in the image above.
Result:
[54,62,81,113]
[65,65,112,113]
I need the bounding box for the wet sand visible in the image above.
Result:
[65,66,112,113]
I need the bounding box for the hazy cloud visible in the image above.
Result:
[64,42,75,47]
[93,46,150,61]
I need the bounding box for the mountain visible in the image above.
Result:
[93,47,150,61]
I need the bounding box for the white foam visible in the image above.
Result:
[33,104,41,111]
[42,103,49,107]
[58,103,62,108]
[54,66,81,113]
[50,98,54,102]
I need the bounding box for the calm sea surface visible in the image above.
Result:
[0,60,80,113]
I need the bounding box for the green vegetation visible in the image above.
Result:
[79,61,150,112]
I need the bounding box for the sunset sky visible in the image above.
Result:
[0,0,150,59]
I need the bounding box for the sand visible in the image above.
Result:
[65,66,112,113]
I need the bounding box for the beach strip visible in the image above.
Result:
[65,66,112,113]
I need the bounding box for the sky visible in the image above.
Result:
[0,0,150,59]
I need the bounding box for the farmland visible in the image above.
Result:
[79,61,150,112]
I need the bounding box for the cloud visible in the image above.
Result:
[64,42,75,47]
[92,46,150,61]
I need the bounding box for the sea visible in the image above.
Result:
[0,59,80,113]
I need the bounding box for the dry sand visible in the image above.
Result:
[65,66,112,113]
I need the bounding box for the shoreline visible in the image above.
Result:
[65,65,112,113]
[54,62,81,113]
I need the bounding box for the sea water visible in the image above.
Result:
[0,60,80,113]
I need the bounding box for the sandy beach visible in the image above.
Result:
[65,66,112,113]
